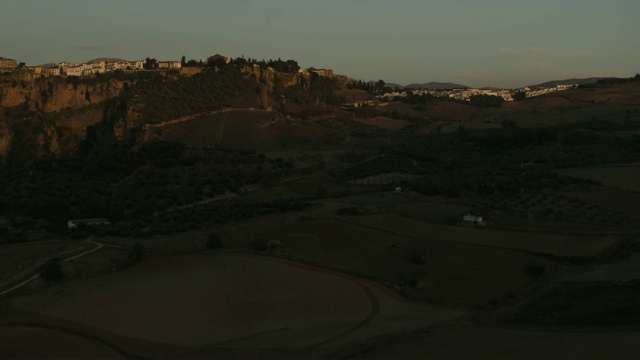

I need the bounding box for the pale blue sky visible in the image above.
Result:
[1,0,638,88]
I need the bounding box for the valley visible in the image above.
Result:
[1,63,640,358]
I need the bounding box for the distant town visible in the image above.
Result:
[380,83,579,103]
[1,55,579,102]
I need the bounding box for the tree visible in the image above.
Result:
[206,232,222,249]
[207,55,227,69]
[131,242,145,262]
[144,58,158,70]
[513,91,527,101]
[181,55,186,67]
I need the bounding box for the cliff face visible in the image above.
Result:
[241,65,307,90]
[0,75,126,112]
[0,119,12,160]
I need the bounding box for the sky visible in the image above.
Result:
[1,0,639,88]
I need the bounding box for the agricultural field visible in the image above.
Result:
[348,172,419,185]
[558,165,640,193]
[7,253,461,357]
[339,213,617,257]
[347,325,640,359]
[316,117,389,137]
[259,217,576,307]
[484,190,638,228]
[0,326,126,359]
[352,117,411,130]
[563,187,640,217]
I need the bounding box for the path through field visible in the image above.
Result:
[0,237,102,296]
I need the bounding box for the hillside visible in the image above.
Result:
[0,60,362,162]
[529,77,613,88]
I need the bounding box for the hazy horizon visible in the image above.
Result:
[2,0,639,88]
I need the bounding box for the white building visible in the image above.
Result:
[463,213,483,224]
[158,61,181,69]
[64,66,83,77]
[67,218,111,229]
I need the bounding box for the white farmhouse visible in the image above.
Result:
[463,213,483,224]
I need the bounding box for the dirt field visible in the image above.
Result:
[0,326,126,358]
[559,165,640,193]
[348,325,640,359]
[9,253,461,355]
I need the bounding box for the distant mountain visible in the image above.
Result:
[529,77,616,88]
[35,63,58,68]
[384,83,405,90]
[405,82,469,90]
[86,57,129,63]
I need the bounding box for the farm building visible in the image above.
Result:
[463,213,483,224]
[67,218,111,229]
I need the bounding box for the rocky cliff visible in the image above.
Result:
[0,73,126,112]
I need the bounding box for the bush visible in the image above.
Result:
[251,239,282,252]
[524,263,545,277]
[39,258,65,281]
[411,253,427,265]
[129,243,145,263]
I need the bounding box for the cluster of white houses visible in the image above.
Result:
[2,55,338,80]
[0,56,186,77]
[381,83,580,102]
[35,59,153,77]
